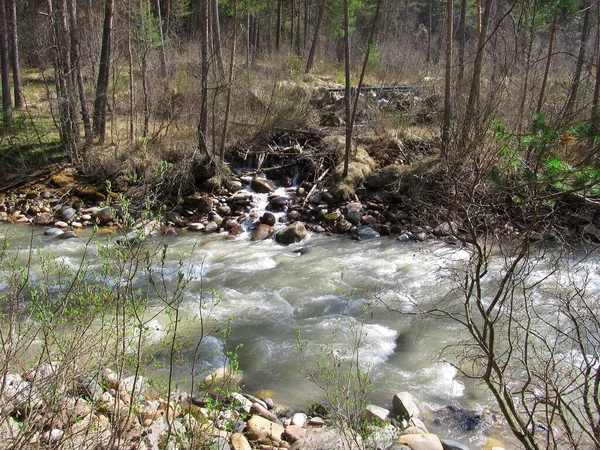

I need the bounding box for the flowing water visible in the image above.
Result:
[0,220,504,445]
[4,181,593,447]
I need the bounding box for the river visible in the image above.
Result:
[1,218,524,447]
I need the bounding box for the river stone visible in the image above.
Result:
[440,439,471,450]
[400,426,426,436]
[56,231,78,240]
[247,415,284,441]
[188,223,205,231]
[120,376,148,399]
[210,213,224,226]
[231,191,253,205]
[395,433,443,450]
[167,211,184,225]
[363,404,390,425]
[230,224,244,235]
[92,206,114,224]
[268,196,290,211]
[231,432,252,450]
[224,219,239,230]
[54,221,69,229]
[262,397,275,409]
[0,212,7,221]
[414,231,427,241]
[252,223,275,241]
[361,214,376,225]
[217,204,232,216]
[204,221,219,233]
[185,193,214,213]
[261,212,276,226]
[61,206,77,222]
[227,180,244,193]
[346,211,361,225]
[251,178,276,193]
[291,412,307,427]
[356,225,380,240]
[365,424,399,450]
[397,233,411,242]
[275,222,307,245]
[202,367,243,396]
[433,222,455,237]
[393,392,420,420]
[44,227,64,237]
[290,427,362,450]
[284,424,307,443]
[250,402,278,422]
[308,416,325,426]
[336,219,353,233]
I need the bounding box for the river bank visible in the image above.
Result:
[0,361,509,450]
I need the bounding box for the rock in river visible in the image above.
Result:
[252,224,275,241]
[251,177,276,194]
[275,222,307,245]
[356,225,380,240]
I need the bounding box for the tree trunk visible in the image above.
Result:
[296,0,301,55]
[66,0,92,147]
[536,12,557,115]
[156,0,167,78]
[93,0,115,143]
[476,0,482,38]
[6,0,20,109]
[199,0,209,153]
[303,0,309,51]
[290,0,295,47]
[0,0,12,124]
[220,0,238,164]
[212,0,224,76]
[426,0,432,63]
[276,0,282,51]
[461,0,494,146]
[305,0,326,73]
[442,0,453,154]
[127,1,134,141]
[588,2,600,149]
[564,0,591,121]
[49,0,80,154]
[456,0,466,92]
[342,0,351,178]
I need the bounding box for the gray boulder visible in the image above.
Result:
[44,227,64,237]
[393,392,420,420]
[356,225,380,240]
[62,206,77,222]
